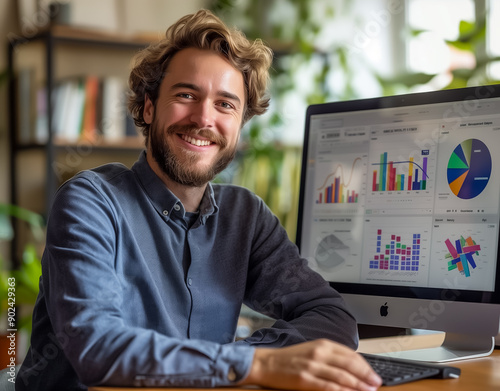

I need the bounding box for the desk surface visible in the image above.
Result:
[89,334,500,391]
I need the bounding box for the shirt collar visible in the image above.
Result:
[132,151,218,224]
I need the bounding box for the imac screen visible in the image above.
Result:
[296,85,500,361]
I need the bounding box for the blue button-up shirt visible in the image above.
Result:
[17,152,357,390]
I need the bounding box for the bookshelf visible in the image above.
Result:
[7,25,151,222]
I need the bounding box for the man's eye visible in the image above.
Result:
[178,93,193,99]
[220,101,233,109]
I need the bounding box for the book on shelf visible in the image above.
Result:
[101,76,128,141]
[81,75,99,142]
[16,67,37,144]
[16,71,141,146]
[50,75,139,143]
[35,86,48,143]
[62,78,86,142]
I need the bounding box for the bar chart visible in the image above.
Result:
[316,157,363,204]
[371,151,430,192]
[368,229,421,272]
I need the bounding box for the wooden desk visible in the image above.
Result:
[90,334,500,391]
[357,333,500,390]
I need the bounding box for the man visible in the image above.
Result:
[17,10,381,391]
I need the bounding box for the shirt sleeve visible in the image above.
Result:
[239,196,359,350]
[40,176,254,388]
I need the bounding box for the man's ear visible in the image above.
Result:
[143,95,154,124]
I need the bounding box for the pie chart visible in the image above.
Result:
[315,234,349,271]
[447,139,492,199]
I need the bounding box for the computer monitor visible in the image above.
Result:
[296,84,500,362]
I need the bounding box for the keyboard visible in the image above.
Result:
[361,353,461,386]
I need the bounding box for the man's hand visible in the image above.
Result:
[240,339,382,391]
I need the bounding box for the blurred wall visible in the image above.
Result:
[0,1,19,205]
[1,0,208,206]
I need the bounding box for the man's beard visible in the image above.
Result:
[150,120,238,187]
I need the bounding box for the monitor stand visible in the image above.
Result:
[376,333,495,362]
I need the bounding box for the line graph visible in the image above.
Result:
[316,157,363,204]
[317,157,362,190]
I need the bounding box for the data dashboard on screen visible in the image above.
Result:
[297,86,500,297]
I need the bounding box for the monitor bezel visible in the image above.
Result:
[295,84,500,306]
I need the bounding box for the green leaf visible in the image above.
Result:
[444,77,469,90]
[306,93,326,105]
[409,28,428,37]
[337,48,348,72]
[447,40,473,52]
[208,0,238,14]
[298,40,315,55]
[453,18,486,45]
[13,248,41,292]
[0,213,13,240]
[377,72,436,88]
[0,203,45,241]
[450,68,474,80]
[269,112,283,127]
[458,20,475,37]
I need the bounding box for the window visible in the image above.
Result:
[406,0,498,89]
[406,0,476,88]
[487,0,500,79]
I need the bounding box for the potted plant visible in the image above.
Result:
[0,203,44,367]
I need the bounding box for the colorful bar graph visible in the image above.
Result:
[316,159,361,204]
[369,229,421,272]
[318,180,358,204]
[372,152,429,192]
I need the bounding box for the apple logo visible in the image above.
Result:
[380,302,389,317]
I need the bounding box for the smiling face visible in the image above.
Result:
[143,48,246,187]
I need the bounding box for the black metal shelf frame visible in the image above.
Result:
[7,28,147,262]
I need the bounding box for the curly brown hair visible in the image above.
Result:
[128,9,273,141]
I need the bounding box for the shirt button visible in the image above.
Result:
[227,367,237,382]
[173,204,181,212]
[187,278,192,286]
[162,210,168,216]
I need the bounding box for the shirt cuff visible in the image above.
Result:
[214,344,255,386]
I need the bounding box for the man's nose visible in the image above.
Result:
[189,100,215,129]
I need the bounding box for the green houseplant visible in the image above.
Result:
[0,63,44,331]
[0,204,44,332]
[0,203,44,368]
